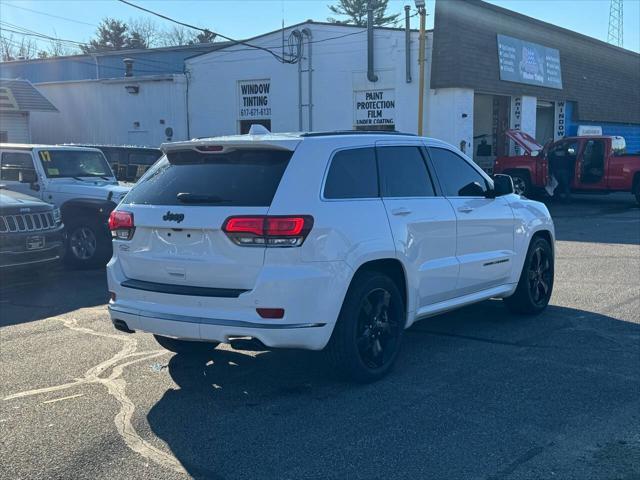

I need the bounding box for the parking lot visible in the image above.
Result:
[1,193,639,480]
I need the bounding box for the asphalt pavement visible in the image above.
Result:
[1,193,639,480]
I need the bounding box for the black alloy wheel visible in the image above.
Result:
[504,236,554,314]
[326,271,405,382]
[355,288,401,370]
[527,246,553,308]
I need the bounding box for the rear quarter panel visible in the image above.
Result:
[607,153,640,191]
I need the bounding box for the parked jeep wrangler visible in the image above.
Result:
[0,144,129,268]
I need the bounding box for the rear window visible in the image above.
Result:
[124,148,293,206]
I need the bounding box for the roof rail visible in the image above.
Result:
[300,130,417,137]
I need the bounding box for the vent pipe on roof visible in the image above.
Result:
[123,58,134,77]
[367,2,378,83]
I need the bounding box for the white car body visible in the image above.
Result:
[107,132,554,351]
[0,145,129,206]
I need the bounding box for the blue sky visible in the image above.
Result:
[1,0,638,53]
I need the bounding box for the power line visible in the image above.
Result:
[116,0,300,64]
[0,2,98,27]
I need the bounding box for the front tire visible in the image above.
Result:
[154,335,219,354]
[504,236,554,314]
[64,219,112,269]
[326,271,405,383]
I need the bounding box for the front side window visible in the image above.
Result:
[324,148,378,199]
[428,148,489,197]
[377,146,435,197]
[0,152,35,181]
[38,150,114,179]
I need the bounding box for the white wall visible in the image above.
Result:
[426,88,474,154]
[187,24,430,138]
[30,75,188,147]
[0,111,31,143]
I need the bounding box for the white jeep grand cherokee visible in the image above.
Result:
[107,130,554,382]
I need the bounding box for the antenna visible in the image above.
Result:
[607,0,624,47]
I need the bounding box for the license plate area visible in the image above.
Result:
[26,235,45,250]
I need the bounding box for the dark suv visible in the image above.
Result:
[0,188,65,270]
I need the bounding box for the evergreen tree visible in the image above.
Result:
[328,0,400,27]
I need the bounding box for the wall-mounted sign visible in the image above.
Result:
[577,125,603,136]
[238,79,271,120]
[554,100,566,140]
[497,34,563,89]
[354,89,395,127]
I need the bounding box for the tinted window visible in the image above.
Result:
[1,152,35,181]
[324,148,378,199]
[378,146,435,197]
[428,148,488,197]
[125,149,292,206]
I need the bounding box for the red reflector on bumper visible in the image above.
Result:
[256,308,285,319]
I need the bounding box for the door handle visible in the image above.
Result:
[391,207,412,216]
[457,206,474,213]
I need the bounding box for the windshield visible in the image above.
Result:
[38,149,114,179]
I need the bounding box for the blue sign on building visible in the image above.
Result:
[497,34,563,89]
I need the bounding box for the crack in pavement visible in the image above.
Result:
[3,317,186,475]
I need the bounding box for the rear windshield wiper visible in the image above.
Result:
[176,193,226,204]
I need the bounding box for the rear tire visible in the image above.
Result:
[153,335,219,354]
[326,271,405,383]
[64,219,112,269]
[504,236,554,315]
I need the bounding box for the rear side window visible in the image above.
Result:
[378,146,435,197]
[324,148,378,199]
[428,148,489,197]
[125,149,292,206]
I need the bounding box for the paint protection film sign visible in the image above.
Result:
[354,89,395,127]
[238,79,271,119]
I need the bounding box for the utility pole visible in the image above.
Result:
[416,0,427,136]
[607,0,624,48]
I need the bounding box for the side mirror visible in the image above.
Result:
[19,169,37,184]
[492,174,515,197]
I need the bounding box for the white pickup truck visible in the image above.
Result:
[0,144,129,268]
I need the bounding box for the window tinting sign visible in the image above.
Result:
[354,89,395,127]
[497,35,562,89]
[238,79,271,120]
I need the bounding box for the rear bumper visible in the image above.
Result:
[106,257,353,350]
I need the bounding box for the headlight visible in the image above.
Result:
[53,208,62,224]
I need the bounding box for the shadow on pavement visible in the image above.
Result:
[543,193,639,245]
[147,300,640,480]
[0,267,108,327]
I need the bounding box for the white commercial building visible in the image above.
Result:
[187,22,430,139]
[30,74,188,147]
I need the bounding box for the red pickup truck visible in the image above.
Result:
[493,130,640,205]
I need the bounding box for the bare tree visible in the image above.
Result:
[0,34,39,61]
[128,17,162,48]
[160,25,197,47]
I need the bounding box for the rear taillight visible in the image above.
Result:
[108,210,135,240]
[222,215,313,247]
